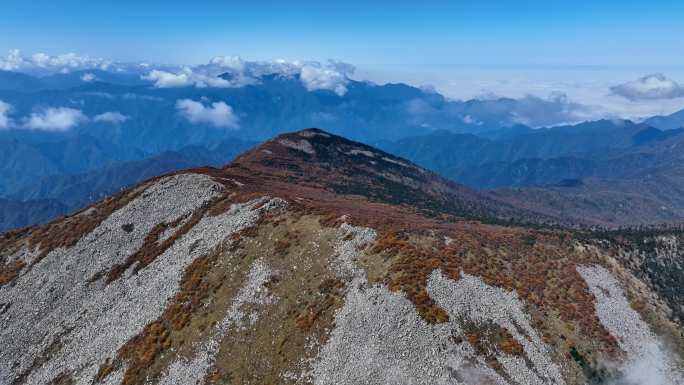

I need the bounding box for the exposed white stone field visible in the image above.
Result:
[0,173,286,385]
[311,225,565,385]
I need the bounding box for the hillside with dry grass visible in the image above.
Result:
[1,129,682,385]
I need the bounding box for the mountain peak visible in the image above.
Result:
[236,128,420,171]
[214,128,548,225]
[2,129,683,385]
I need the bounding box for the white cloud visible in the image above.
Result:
[610,74,684,100]
[610,73,684,101]
[24,107,88,131]
[3,49,356,96]
[141,56,354,94]
[121,93,163,101]
[0,49,112,74]
[299,63,350,96]
[207,55,246,72]
[142,69,193,88]
[0,100,13,129]
[194,73,232,88]
[0,49,23,72]
[93,111,129,124]
[461,115,482,125]
[142,61,250,89]
[81,73,96,82]
[365,67,684,122]
[175,99,239,129]
[508,92,594,127]
[406,91,592,128]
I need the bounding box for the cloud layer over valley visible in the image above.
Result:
[0,100,13,129]
[141,56,354,95]
[176,99,239,129]
[2,49,684,132]
[24,107,88,131]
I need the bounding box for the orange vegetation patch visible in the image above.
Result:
[114,252,219,385]
[499,329,525,356]
[376,224,618,353]
[0,260,25,285]
[295,278,345,331]
[95,362,114,383]
[192,165,620,356]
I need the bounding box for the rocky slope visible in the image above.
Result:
[1,129,682,385]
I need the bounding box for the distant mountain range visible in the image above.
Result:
[377,120,684,188]
[646,108,684,130]
[378,120,684,225]
[1,68,684,231]
[0,139,254,231]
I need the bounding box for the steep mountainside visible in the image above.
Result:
[493,170,684,226]
[493,130,684,226]
[1,129,682,385]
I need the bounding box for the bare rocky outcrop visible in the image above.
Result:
[311,225,565,385]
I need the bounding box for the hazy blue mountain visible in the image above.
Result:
[0,70,146,92]
[2,68,684,231]
[645,108,684,130]
[0,71,46,92]
[0,135,145,195]
[494,166,684,226]
[0,70,590,147]
[0,138,253,232]
[0,69,623,193]
[377,121,683,188]
[0,198,68,232]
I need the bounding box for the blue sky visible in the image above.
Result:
[2,1,684,120]
[2,1,684,68]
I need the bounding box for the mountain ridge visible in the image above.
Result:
[1,128,682,385]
